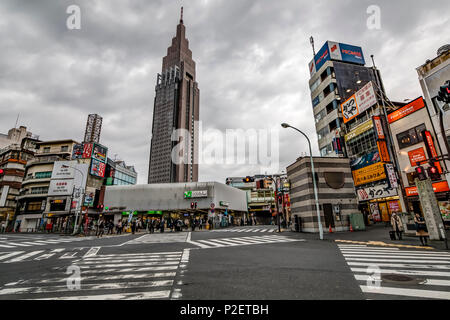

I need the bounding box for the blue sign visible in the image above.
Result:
[314,42,331,72]
[350,152,380,170]
[339,43,365,66]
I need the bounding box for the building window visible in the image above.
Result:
[35,171,52,179]
[43,147,50,153]
[61,146,69,152]
[27,202,42,212]
[396,123,426,149]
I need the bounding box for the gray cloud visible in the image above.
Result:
[0,0,448,184]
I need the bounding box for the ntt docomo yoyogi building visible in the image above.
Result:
[102,182,248,223]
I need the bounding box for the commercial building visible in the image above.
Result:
[102,182,247,227]
[0,127,40,228]
[388,96,450,223]
[148,9,199,184]
[16,140,79,231]
[225,175,291,225]
[416,45,450,186]
[287,157,358,233]
[308,41,384,158]
[105,158,137,186]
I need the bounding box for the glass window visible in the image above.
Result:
[61,146,69,152]
[43,147,50,153]
[396,123,426,149]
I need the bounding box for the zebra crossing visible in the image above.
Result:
[338,244,450,300]
[0,248,89,264]
[0,236,99,249]
[121,232,189,246]
[188,235,304,249]
[209,227,277,233]
[0,250,187,300]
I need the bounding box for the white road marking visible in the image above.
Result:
[344,254,450,260]
[4,251,44,263]
[34,248,65,261]
[83,247,101,258]
[361,285,450,300]
[0,251,24,261]
[354,275,450,287]
[32,290,172,300]
[345,257,450,264]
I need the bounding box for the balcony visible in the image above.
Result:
[26,156,64,166]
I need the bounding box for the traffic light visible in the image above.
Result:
[97,204,104,212]
[0,169,4,176]
[277,194,283,205]
[415,166,427,181]
[190,202,195,209]
[243,176,254,183]
[427,164,441,181]
[437,81,450,104]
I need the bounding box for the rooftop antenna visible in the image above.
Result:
[310,36,316,56]
[180,6,183,24]
[14,114,19,129]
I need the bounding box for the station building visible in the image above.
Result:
[102,182,248,226]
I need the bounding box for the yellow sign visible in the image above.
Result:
[352,162,386,186]
[345,120,374,142]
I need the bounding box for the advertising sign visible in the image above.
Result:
[308,59,316,76]
[408,147,427,166]
[92,143,108,163]
[350,152,380,171]
[439,201,450,221]
[339,43,365,65]
[357,183,397,201]
[83,143,93,159]
[341,82,377,123]
[72,144,84,159]
[422,130,443,173]
[405,181,450,196]
[51,161,77,179]
[90,158,106,178]
[385,164,398,189]
[184,190,208,199]
[388,201,401,214]
[328,41,342,61]
[370,203,381,222]
[48,179,74,196]
[377,140,391,163]
[372,116,385,140]
[314,42,331,72]
[345,120,373,142]
[352,162,387,186]
[379,202,390,222]
[387,97,425,123]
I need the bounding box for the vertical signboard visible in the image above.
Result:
[83,143,93,159]
[372,116,385,140]
[385,164,398,189]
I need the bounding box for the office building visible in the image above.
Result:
[148,8,199,184]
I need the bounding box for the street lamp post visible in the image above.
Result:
[282,123,324,240]
[62,165,85,235]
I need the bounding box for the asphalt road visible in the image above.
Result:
[0,226,449,300]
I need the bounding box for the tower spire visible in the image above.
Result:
[180,6,183,24]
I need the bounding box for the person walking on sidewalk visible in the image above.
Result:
[131,220,136,234]
[414,213,429,246]
[390,212,404,240]
[117,220,122,235]
[97,219,105,238]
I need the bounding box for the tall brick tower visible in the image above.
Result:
[148,7,199,184]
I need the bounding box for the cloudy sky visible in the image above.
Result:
[1,0,449,184]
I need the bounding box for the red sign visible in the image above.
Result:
[388,201,401,213]
[405,181,450,196]
[422,130,443,173]
[408,148,427,166]
[83,143,93,158]
[377,140,390,163]
[388,97,425,123]
[372,116,385,140]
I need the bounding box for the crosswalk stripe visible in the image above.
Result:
[343,254,450,260]
[97,252,182,257]
[0,252,24,261]
[34,249,65,261]
[345,257,450,264]
[59,251,79,259]
[4,251,44,263]
[347,262,450,270]
[81,265,179,275]
[196,240,225,247]
[340,249,445,255]
[0,244,14,248]
[0,280,174,296]
[360,285,450,300]
[79,258,179,265]
[351,267,450,278]
[79,261,180,269]
[354,275,450,287]
[32,290,172,300]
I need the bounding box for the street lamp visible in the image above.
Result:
[281,123,324,240]
[61,165,85,235]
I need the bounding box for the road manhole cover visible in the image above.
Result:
[381,274,424,285]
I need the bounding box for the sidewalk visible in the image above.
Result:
[289,223,450,251]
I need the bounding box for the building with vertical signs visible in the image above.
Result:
[83,114,103,144]
[148,8,199,184]
[387,96,450,224]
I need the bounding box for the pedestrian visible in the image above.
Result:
[150,219,155,234]
[414,213,429,246]
[97,219,105,238]
[131,220,136,234]
[117,220,122,235]
[390,212,404,240]
[160,218,165,233]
